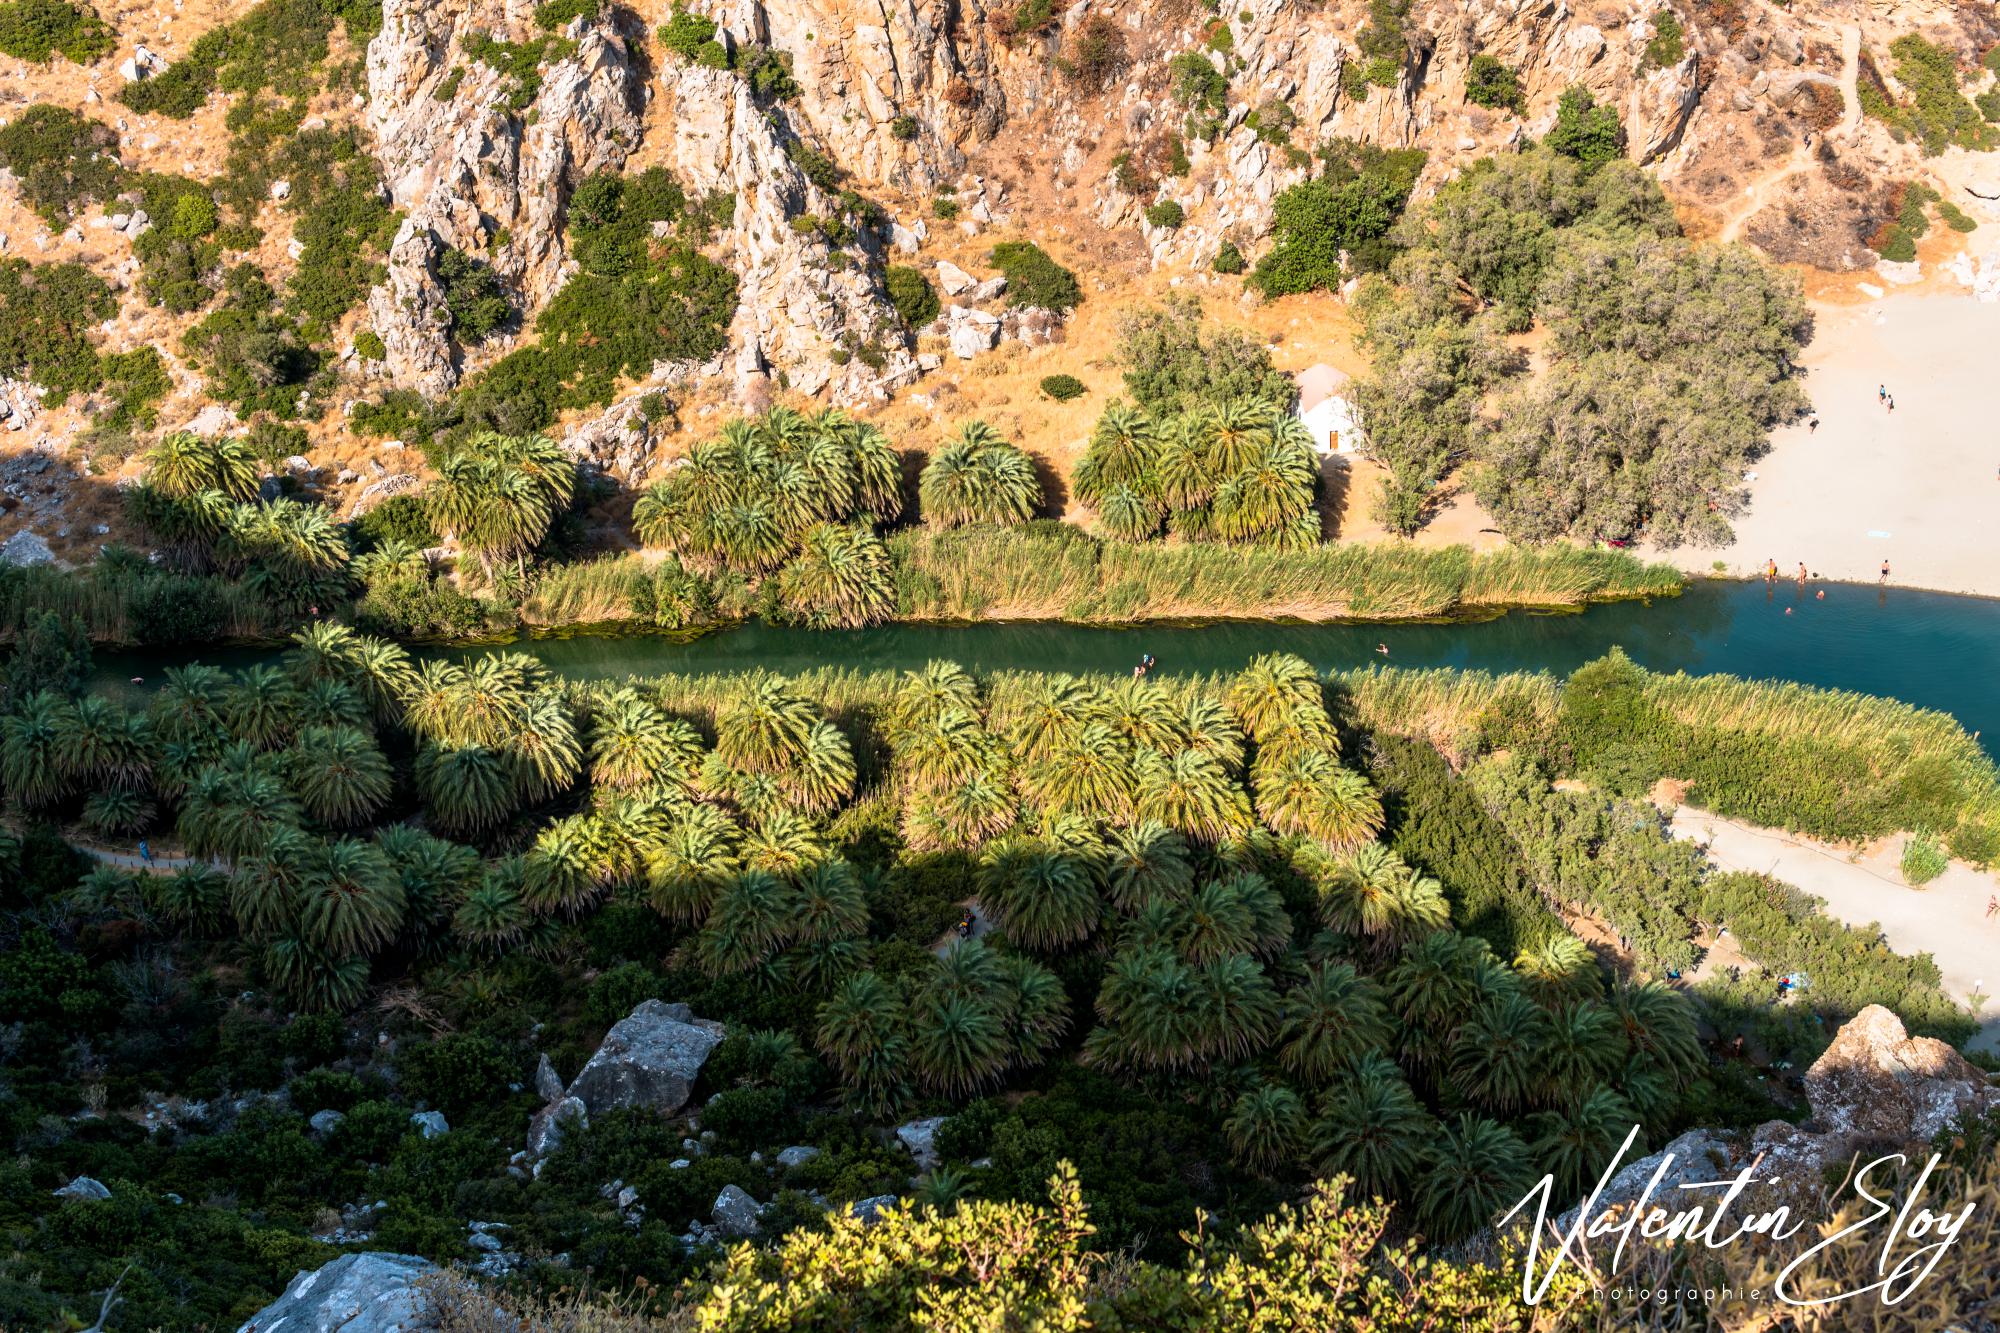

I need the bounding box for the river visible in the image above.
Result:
[91,578,2000,753]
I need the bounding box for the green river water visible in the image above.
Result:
[92,578,2000,754]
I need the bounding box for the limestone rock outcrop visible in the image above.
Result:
[364,1,646,395]
[237,1252,438,1333]
[525,1000,725,1162]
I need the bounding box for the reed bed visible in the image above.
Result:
[887,525,1681,624]
[520,556,656,628]
[1335,665,1560,753]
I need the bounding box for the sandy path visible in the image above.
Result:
[1668,808,2000,1053]
[78,844,217,876]
[1661,295,2000,596]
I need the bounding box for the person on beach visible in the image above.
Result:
[1878,384,1887,404]
[1765,558,1777,581]
[1887,395,1895,414]
[1796,562,1807,583]
[1880,559,1891,583]
[1985,894,1996,919]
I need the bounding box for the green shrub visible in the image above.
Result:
[354,328,388,360]
[1211,239,1245,274]
[1545,84,1623,163]
[656,9,715,57]
[933,195,960,219]
[533,0,597,29]
[890,114,919,141]
[1938,200,1978,232]
[461,31,574,111]
[1464,53,1522,112]
[884,265,939,327]
[1875,224,1917,262]
[396,1033,516,1117]
[1167,50,1226,113]
[96,347,172,430]
[1901,829,1949,885]
[438,246,513,342]
[1247,140,1425,293]
[989,240,1080,313]
[0,0,113,63]
[1144,199,1185,229]
[0,105,122,223]
[1115,295,1291,414]
[0,258,115,405]
[1039,373,1086,402]
[351,492,439,551]
[1644,10,1684,69]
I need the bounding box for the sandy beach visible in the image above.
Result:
[1663,293,2000,598]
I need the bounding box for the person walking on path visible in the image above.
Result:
[1986,894,1996,919]
[138,840,152,866]
[1878,384,1887,405]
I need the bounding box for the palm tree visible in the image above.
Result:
[1449,991,1552,1112]
[431,432,574,581]
[1383,929,1482,1043]
[1416,1114,1536,1243]
[149,664,231,747]
[1133,746,1250,842]
[776,523,896,629]
[918,423,1043,528]
[1610,980,1703,1086]
[146,864,229,935]
[793,858,869,943]
[1225,653,1322,742]
[1096,484,1163,542]
[449,655,534,749]
[1253,752,1382,847]
[782,720,856,813]
[83,788,154,838]
[1174,878,1260,964]
[817,971,910,1117]
[1153,416,1219,512]
[284,621,362,686]
[56,694,150,790]
[1190,953,1280,1061]
[1199,399,1273,477]
[375,825,481,944]
[230,823,316,935]
[907,990,1007,1097]
[1538,999,1624,1106]
[589,689,697,789]
[181,766,301,861]
[1003,674,1102,766]
[991,953,1070,1065]
[697,868,798,974]
[1515,933,1605,1009]
[402,660,466,742]
[715,677,816,775]
[509,690,583,802]
[1226,1082,1307,1174]
[1,691,74,808]
[288,725,392,826]
[224,664,300,750]
[297,836,406,955]
[1099,678,1186,753]
[898,706,998,796]
[1306,841,1408,938]
[739,809,828,877]
[889,661,983,740]
[977,838,1100,950]
[1178,696,1246,773]
[1277,963,1391,1084]
[1022,723,1132,822]
[1531,1085,1636,1197]
[455,856,532,946]
[296,679,369,732]
[143,431,259,501]
[415,743,518,835]
[644,804,741,920]
[264,932,371,1011]
[915,768,1015,849]
[1310,1066,1433,1199]
[1073,400,1156,506]
[1100,821,1195,911]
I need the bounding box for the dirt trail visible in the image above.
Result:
[78,843,218,876]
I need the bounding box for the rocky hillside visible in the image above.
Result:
[0,0,1997,559]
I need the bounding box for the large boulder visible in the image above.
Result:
[895,1116,947,1171]
[563,1000,724,1120]
[1802,1004,1998,1147]
[711,1183,764,1237]
[236,1252,438,1332]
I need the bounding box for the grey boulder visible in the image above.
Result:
[53,1176,111,1201]
[236,1252,437,1332]
[408,1111,448,1139]
[775,1145,820,1169]
[565,1000,724,1119]
[711,1183,763,1237]
[895,1117,946,1171]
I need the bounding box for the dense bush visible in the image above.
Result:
[1544,85,1624,163]
[1115,297,1292,416]
[0,259,116,405]
[1144,199,1185,229]
[1464,53,1523,112]
[1247,139,1426,294]
[0,0,112,63]
[883,265,939,328]
[1867,34,1996,155]
[0,105,122,223]
[437,246,513,343]
[1039,373,1086,402]
[989,241,1081,313]
[1211,239,1245,274]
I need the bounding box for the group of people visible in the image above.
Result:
[1878,384,1896,414]
[1131,653,1157,679]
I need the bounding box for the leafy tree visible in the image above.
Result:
[883,265,939,327]
[437,246,513,342]
[1544,85,1623,164]
[989,241,1081,313]
[1465,53,1523,112]
[0,0,112,62]
[1115,296,1292,416]
[1248,141,1426,293]
[0,610,91,707]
